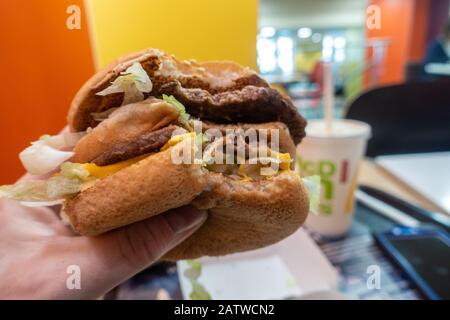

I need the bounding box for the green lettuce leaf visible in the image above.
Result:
[46,176,82,199]
[96,62,152,105]
[60,162,91,181]
[190,281,212,300]
[183,260,212,300]
[162,94,192,130]
[184,260,203,280]
[0,163,95,203]
[194,132,208,148]
[302,175,321,213]
[1,176,83,202]
[0,180,49,202]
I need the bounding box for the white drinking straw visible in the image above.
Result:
[323,62,334,133]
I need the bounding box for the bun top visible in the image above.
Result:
[68,48,307,144]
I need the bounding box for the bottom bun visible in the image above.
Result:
[163,170,309,260]
[63,141,207,235]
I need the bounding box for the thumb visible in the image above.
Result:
[72,206,207,298]
[111,205,207,269]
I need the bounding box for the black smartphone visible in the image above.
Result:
[375,226,450,300]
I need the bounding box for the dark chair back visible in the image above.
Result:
[345,81,450,157]
[405,62,426,82]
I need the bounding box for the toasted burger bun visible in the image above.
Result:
[64,148,309,258]
[66,115,308,257]
[63,138,207,235]
[68,48,307,145]
[63,48,309,257]
[163,170,309,260]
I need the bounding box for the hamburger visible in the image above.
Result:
[0,49,317,260]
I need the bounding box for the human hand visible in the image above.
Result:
[0,189,206,299]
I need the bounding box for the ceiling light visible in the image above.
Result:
[260,26,276,38]
[297,27,312,39]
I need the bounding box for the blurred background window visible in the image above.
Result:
[257,0,450,121]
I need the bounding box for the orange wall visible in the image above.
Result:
[0,0,95,183]
[408,0,430,62]
[365,0,414,85]
[365,0,431,85]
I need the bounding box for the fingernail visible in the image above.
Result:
[165,206,207,234]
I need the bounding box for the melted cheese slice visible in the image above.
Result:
[161,132,196,151]
[81,155,148,178]
[277,152,292,170]
[80,133,196,179]
[79,134,291,181]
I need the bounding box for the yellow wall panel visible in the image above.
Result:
[86,0,257,69]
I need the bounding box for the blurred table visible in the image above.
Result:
[110,158,438,300]
[358,159,442,212]
[312,158,435,299]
